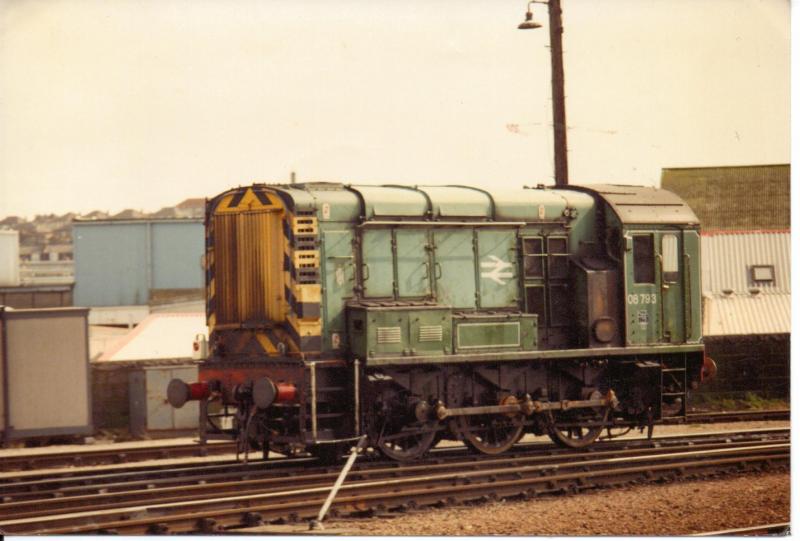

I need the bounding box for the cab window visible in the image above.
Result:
[633,235,655,283]
[662,234,679,283]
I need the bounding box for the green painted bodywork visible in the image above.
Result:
[320,229,355,352]
[347,305,537,362]
[264,182,701,362]
[682,229,702,343]
[347,304,453,359]
[622,225,702,347]
[453,313,537,352]
[364,343,704,366]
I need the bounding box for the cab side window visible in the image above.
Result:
[661,234,679,283]
[633,235,655,283]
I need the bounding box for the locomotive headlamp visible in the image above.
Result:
[592,318,616,343]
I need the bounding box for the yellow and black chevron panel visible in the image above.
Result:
[205,203,216,329]
[284,283,321,319]
[206,184,323,358]
[286,314,323,352]
[215,328,288,357]
[214,186,281,214]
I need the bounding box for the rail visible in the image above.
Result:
[0,409,788,473]
[693,522,790,536]
[0,429,788,535]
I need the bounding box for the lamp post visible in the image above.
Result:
[519,0,568,187]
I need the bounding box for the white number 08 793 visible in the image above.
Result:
[627,293,657,305]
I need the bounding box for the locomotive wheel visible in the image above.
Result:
[547,406,610,449]
[452,414,524,455]
[374,422,438,461]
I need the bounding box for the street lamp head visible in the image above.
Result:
[518,2,542,30]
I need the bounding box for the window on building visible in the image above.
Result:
[750,265,775,284]
[633,235,655,283]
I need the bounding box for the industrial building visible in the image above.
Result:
[0,228,74,309]
[91,313,204,435]
[73,218,204,309]
[699,230,790,398]
[662,164,791,401]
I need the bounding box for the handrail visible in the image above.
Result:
[657,254,667,341]
[684,253,692,340]
[357,220,526,228]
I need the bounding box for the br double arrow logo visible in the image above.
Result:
[480,255,513,285]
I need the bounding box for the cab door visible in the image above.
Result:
[624,229,685,345]
[658,231,685,343]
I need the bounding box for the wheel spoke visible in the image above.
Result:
[548,407,609,449]
[454,415,524,455]
[376,422,437,461]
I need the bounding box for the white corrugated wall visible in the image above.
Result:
[0,230,20,287]
[701,230,790,337]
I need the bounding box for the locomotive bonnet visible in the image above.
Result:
[168,182,711,460]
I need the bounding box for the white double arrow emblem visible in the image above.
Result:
[480,255,513,285]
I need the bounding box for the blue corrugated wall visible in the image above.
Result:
[73,220,204,306]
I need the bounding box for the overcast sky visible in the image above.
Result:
[0,0,791,218]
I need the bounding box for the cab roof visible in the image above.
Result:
[567,184,699,225]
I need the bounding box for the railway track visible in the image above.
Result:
[0,440,236,472]
[0,408,788,473]
[694,522,790,536]
[0,429,788,535]
[675,409,790,425]
[0,427,785,490]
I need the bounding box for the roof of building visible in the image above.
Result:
[661,164,790,231]
[701,229,790,337]
[98,312,206,361]
[704,294,790,337]
[73,216,202,225]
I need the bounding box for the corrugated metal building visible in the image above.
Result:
[700,230,790,398]
[73,219,204,307]
[661,164,790,231]
[662,165,790,400]
[702,230,790,337]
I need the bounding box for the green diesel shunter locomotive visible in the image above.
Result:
[168,182,711,461]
